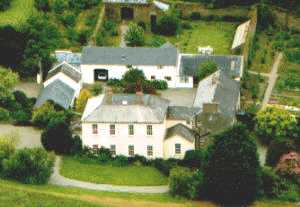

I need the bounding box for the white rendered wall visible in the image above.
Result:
[163,135,195,159]
[82,120,167,158]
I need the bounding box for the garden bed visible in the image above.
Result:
[60,156,168,186]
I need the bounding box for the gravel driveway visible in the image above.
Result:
[0,124,42,149]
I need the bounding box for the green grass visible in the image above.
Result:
[147,20,237,54]
[60,156,168,186]
[0,0,35,30]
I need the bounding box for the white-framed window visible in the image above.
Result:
[92,124,98,134]
[128,145,134,156]
[147,125,153,135]
[164,76,172,81]
[110,124,115,135]
[128,124,134,135]
[175,143,181,154]
[147,145,153,157]
[110,145,116,156]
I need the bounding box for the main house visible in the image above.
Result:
[81,69,240,159]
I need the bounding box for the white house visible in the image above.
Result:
[35,61,82,109]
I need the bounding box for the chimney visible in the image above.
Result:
[203,103,219,113]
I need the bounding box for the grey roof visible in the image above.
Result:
[180,55,243,78]
[165,123,195,143]
[55,52,81,67]
[35,80,75,109]
[47,62,81,82]
[193,70,240,119]
[81,44,178,66]
[167,106,200,120]
[83,94,170,123]
[103,0,149,4]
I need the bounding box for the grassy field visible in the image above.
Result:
[60,156,168,186]
[0,0,35,30]
[147,20,237,54]
[0,179,298,207]
[249,32,276,73]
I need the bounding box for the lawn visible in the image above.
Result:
[0,0,35,30]
[60,156,168,186]
[146,20,237,54]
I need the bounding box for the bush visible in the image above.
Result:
[41,118,74,154]
[125,23,145,47]
[195,60,218,82]
[34,0,50,12]
[147,80,168,90]
[182,149,207,170]
[260,167,283,198]
[78,29,91,45]
[137,21,146,30]
[60,12,76,27]
[0,0,11,11]
[285,48,300,64]
[190,12,201,20]
[169,167,203,199]
[156,12,180,36]
[94,147,112,163]
[181,22,192,30]
[107,79,124,87]
[128,155,148,165]
[0,107,9,121]
[12,110,31,125]
[152,158,178,176]
[90,83,103,96]
[52,0,68,14]
[148,35,166,47]
[122,67,146,84]
[0,136,15,173]
[75,89,91,113]
[276,152,300,184]
[69,135,82,155]
[3,148,54,184]
[112,155,129,167]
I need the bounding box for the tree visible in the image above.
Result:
[21,14,60,77]
[75,89,91,113]
[0,0,11,11]
[204,124,260,206]
[125,23,145,47]
[0,67,19,89]
[34,0,50,12]
[257,2,274,31]
[156,11,180,36]
[41,118,74,154]
[256,107,297,145]
[195,60,218,82]
[122,67,146,84]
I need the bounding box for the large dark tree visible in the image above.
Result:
[21,14,60,77]
[204,124,260,206]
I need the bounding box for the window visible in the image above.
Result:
[110,145,116,156]
[164,76,172,81]
[151,75,156,80]
[92,144,98,150]
[175,143,181,154]
[147,125,153,135]
[128,145,134,156]
[128,124,134,135]
[92,124,98,134]
[147,145,153,157]
[110,124,115,135]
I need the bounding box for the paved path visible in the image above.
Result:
[49,157,169,194]
[248,70,270,77]
[120,24,129,48]
[261,53,283,109]
[88,6,105,46]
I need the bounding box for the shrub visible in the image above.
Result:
[13,91,28,106]
[66,27,79,43]
[169,167,203,199]
[142,82,156,94]
[190,12,201,20]
[137,21,146,30]
[148,35,166,47]
[94,147,112,163]
[75,89,91,113]
[276,152,300,184]
[0,136,15,173]
[152,158,178,176]
[182,149,207,170]
[103,20,116,31]
[52,0,68,14]
[69,135,82,155]
[128,155,148,165]
[156,12,180,36]
[260,167,283,198]
[125,23,145,47]
[3,148,54,184]
[107,79,124,87]
[90,83,103,96]
[285,48,300,64]
[148,80,168,90]
[0,0,11,11]
[12,110,31,125]
[112,155,129,167]
[78,29,91,45]
[195,60,218,82]
[0,107,9,121]
[181,22,192,29]
[41,118,74,154]
[34,0,50,12]
[122,67,146,84]
[60,12,76,27]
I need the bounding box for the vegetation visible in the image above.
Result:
[61,156,168,186]
[89,82,103,96]
[195,60,218,81]
[125,23,145,47]
[75,89,91,113]
[156,11,180,36]
[204,124,260,206]
[0,0,11,11]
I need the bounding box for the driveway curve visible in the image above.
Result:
[49,157,169,194]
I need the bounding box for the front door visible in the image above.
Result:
[150,14,157,32]
[94,69,108,81]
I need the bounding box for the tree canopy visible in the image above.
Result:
[204,124,260,205]
[195,60,218,82]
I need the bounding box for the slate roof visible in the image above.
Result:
[54,51,81,67]
[35,80,75,109]
[46,62,82,83]
[103,0,149,4]
[193,70,240,119]
[180,54,243,78]
[167,106,200,120]
[165,123,195,143]
[81,44,178,66]
[82,94,170,123]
